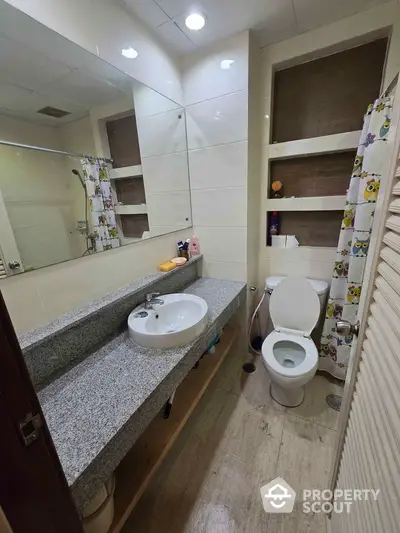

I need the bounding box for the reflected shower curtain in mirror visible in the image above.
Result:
[81,158,120,252]
[318,96,393,380]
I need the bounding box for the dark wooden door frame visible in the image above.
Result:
[0,291,83,533]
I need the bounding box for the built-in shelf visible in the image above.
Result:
[109,324,237,533]
[109,165,142,180]
[271,39,387,143]
[115,204,147,215]
[266,195,346,212]
[268,131,360,160]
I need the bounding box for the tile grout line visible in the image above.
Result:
[285,410,338,433]
[274,411,287,477]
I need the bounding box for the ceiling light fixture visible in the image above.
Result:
[220,59,235,69]
[185,13,206,31]
[121,47,138,59]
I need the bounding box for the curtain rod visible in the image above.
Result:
[0,139,113,163]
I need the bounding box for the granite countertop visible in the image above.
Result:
[20,256,203,353]
[38,277,246,509]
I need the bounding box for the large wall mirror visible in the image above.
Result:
[0,5,191,278]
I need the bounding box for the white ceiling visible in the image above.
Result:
[121,0,391,53]
[0,13,134,127]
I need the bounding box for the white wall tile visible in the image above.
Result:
[263,246,337,264]
[182,32,249,106]
[189,142,248,190]
[0,273,48,333]
[186,90,248,150]
[133,82,181,118]
[142,152,189,194]
[202,260,247,282]
[147,191,191,227]
[191,187,247,227]
[269,257,334,280]
[136,108,186,157]
[194,226,247,263]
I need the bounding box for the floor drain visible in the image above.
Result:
[326,394,342,411]
[242,362,256,374]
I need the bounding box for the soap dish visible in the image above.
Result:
[171,257,187,266]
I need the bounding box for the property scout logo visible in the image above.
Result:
[260,477,380,514]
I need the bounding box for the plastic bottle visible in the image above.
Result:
[189,235,201,256]
[268,211,280,246]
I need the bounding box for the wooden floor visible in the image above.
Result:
[121,345,343,533]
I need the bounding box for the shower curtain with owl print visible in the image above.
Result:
[318,95,393,380]
[81,158,120,253]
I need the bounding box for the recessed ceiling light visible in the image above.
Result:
[220,59,235,70]
[185,13,206,31]
[121,47,138,59]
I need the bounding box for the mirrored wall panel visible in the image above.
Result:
[0,6,191,277]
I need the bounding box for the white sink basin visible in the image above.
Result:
[128,293,208,349]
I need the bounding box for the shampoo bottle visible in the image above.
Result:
[189,235,201,256]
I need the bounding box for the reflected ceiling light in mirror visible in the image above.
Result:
[121,47,138,59]
[220,59,235,69]
[185,13,206,31]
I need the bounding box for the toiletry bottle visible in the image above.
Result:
[189,235,200,256]
[178,240,189,260]
[268,211,280,246]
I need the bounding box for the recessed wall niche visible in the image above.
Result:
[106,114,141,168]
[267,211,344,247]
[269,151,356,198]
[272,38,388,143]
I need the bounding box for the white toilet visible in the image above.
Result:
[261,276,323,407]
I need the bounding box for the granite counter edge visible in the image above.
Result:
[70,284,246,509]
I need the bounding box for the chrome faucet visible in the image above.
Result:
[144,292,164,310]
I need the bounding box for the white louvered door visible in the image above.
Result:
[0,254,7,279]
[330,79,400,533]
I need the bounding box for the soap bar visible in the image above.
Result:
[158,261,177,272]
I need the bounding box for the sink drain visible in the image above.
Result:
[242,362,256,374]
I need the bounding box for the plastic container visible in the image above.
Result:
[189,235,201,256]
[83,475,115,533]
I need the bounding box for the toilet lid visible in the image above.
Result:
[269,276,320,336]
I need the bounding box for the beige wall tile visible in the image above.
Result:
[1,229,191,334]
[201,260,247,282]
[194,227,247,264]
[191,187,247,228]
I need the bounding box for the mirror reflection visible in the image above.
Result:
[0,21,191,277]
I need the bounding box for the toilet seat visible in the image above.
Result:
[262,331,318,378]
[269,276,320,336]
[262,276,320,379]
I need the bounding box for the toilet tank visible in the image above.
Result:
[259,276,329,339]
